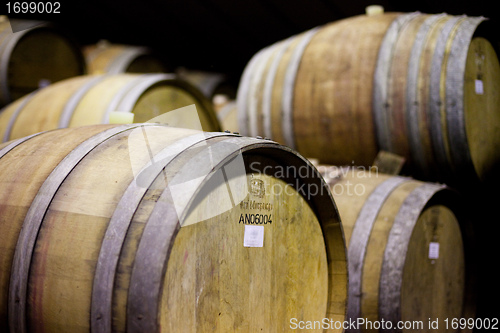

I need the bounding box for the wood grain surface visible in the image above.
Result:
[0,124,347,332]
[237,12,500,183]
[318,166,474,332]
[0,73,221,142]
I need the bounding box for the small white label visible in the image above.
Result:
[475,79,484,95]
[428,242,440,259]
[244,225,264,247]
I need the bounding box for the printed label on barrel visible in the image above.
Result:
[428,242,440,259]
[475,79,484,95]
[239,174,274,226]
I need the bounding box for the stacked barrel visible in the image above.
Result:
[235,6,498,332]
[0,5,497,332]
[0,17,222,138]
[236,10,500,185]
[317,166,476,332]
[0,15,349,333]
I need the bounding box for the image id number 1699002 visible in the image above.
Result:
[444,318,498,330]
[6,2,60,14]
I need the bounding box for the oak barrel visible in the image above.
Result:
[83,40,168,74]
[237,11,500,183]
[318,165,475,332]
[0,124,347,332]
[0,73,221,142]
[0,17,86,106]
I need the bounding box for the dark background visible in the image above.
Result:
[5,0,500,330]
[5,0,500,80]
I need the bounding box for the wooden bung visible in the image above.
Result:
[0,124,347,332]
[236,12,500,184]
[0,18,86,106]
[0,73,221,142]
[318,165,476,332]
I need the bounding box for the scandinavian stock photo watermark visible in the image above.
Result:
[289,317,499,331]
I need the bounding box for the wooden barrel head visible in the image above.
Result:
[401,205,465,330]
[6,30,84,99]
[0,22,85,105]
[160,161,329,331]
[319,167,474,331]
[464,37,500,182]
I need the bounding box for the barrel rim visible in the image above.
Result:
[378,182,476,326]
[346,175,411,326]
[418,184,477,320]
[405,13,449,175]
[445,16,486,181]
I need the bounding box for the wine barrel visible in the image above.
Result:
[0,73,221,142]
[237,11,500,183]
[83,40,168,74]
[0,124,347,332]
[0,17,86,106]
[318,165,475,332]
